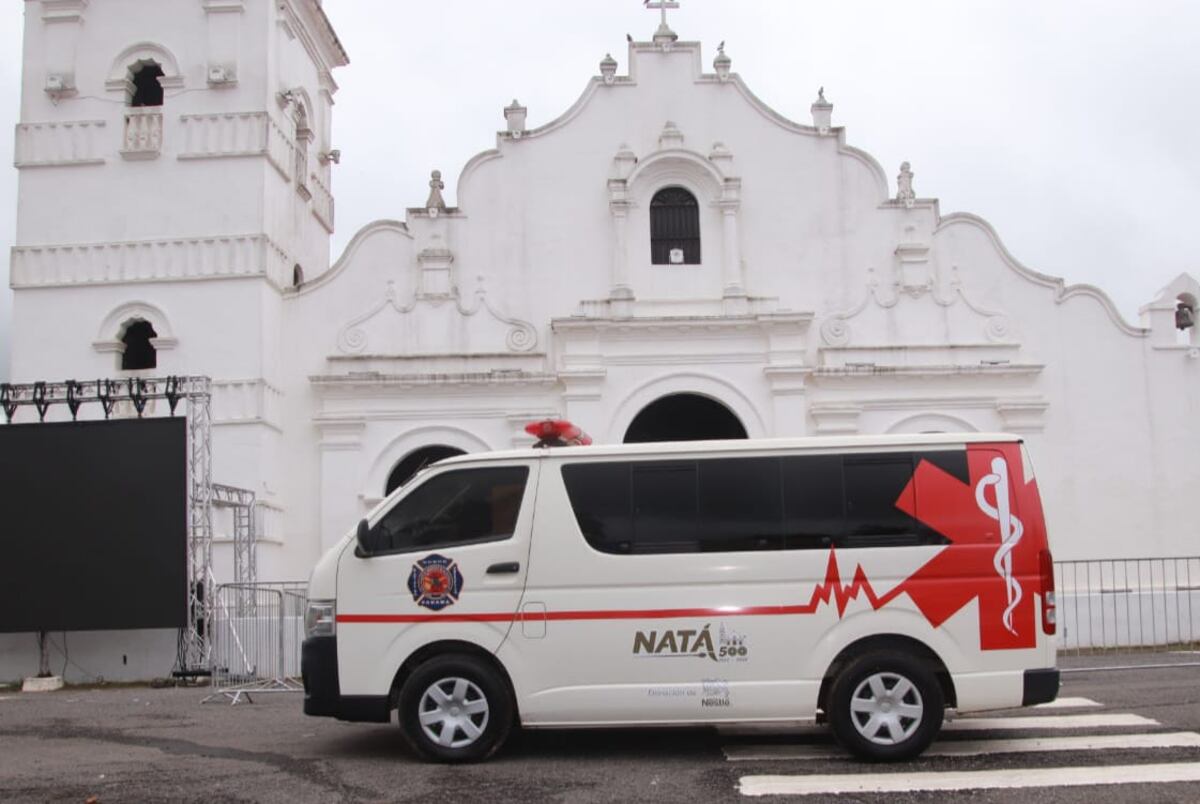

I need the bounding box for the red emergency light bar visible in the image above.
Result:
[525,419,593,447]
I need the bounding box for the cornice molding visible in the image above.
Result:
[276,0,349,77]
[40,0,88,23]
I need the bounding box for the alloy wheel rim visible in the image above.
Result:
[418,676,490,749]
[849,671,924,745]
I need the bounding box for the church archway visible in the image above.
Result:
[623,393,748,443]
[385,445,466,494]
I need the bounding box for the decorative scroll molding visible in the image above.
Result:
[336,279,537,356]
[212,378,284,431]
[310,171,334,232]
[15,120,107,167]
[819,264,1012,348]
[12,233,292,289]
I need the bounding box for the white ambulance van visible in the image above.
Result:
[302,421,1058,762]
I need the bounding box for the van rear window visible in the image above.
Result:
[562,453,948,555]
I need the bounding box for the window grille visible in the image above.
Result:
[650,187,700,265]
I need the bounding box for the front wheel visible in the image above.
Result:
[397,653,515,762]
[827,651,944,761]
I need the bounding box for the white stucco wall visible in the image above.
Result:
[4,5,1198,679]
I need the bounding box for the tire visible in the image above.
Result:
[397,653,515,763]
[827,650,944,761]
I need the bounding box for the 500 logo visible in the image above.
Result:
[632,623,749,663]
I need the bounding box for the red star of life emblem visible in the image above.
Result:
[891,444,1043,650]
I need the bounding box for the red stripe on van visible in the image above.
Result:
[337,549,908,625]
[337,612,516,624]
[338,607,772,625]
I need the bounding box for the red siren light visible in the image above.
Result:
[525,419,593,447]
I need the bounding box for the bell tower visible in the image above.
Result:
[9,0,347,576]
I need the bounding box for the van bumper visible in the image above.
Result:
[1022,667,1060,706]
[301,636,391,723]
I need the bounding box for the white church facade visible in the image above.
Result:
[8,0,1200,604]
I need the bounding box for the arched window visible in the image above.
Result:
[293,264,304,288]
[385,445,467,495]
[650,187,700,265]
[121,320,158,370]
[624,393,746,443]
[129,61,164,107]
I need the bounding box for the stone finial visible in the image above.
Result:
[658,120,684,149]
[653,21,678,47]
[425,170,446,211]
[897,161,916,207]
[713,41,731,82]
[600,53,618,85]
[811,86,833,134]
[504,99,527,137]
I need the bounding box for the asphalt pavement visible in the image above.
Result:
[2,653,1199,803]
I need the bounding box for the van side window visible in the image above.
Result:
[367,466,529,555]
[633,463,698,552]
[561,462,634,551]
[842,453,945,548]
[782,454,843,549]
[699,457,784,550]
[564,452,947,555]
[565,457,785,554]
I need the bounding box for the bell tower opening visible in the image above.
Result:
[129,61,164,107]
[623,393,747,443]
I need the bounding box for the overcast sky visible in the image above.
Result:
[1,0,1198,381]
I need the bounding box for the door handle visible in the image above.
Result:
[486,561,520,575]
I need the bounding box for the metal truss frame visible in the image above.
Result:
[212,483,258,588]
[0,376,214,674]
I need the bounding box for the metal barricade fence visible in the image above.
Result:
[205,581,307,704]
[1055,557,1200,655]
[199,558,1200,702]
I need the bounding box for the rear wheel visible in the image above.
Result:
[827,651,943,761]
[397,653,514,762]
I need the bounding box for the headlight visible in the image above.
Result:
[304,599,336,638]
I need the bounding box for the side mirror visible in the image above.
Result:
[355,518,372,557]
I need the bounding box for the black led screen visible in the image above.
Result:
[0,417,188,632]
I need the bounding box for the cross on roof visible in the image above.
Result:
[644,0,680,30]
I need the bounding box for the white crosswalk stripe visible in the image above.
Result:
[725,731,1200,762]
[944,712,1158,730]
[1032,696,1102,709]
[728,699,1200,796]
[738,763,1200,796]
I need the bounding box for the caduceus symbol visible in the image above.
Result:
[974,457,1024,634]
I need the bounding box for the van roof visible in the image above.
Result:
[434,432,1023,466]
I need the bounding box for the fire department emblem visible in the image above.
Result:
[407,554,464,611]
